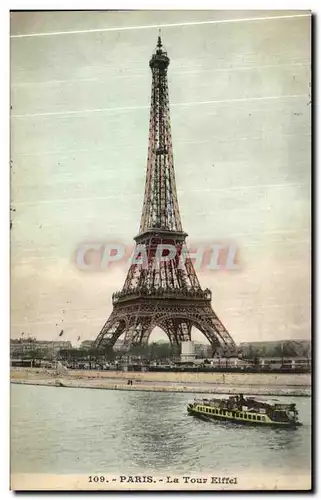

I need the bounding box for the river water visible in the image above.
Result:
[11,384,311,476]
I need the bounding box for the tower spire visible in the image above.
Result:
[139,33,182,234]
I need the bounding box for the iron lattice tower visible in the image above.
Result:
[94,36,237,355]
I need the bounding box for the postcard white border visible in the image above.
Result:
[3,1,317,498]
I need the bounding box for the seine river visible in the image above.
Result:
[11,384,311,476]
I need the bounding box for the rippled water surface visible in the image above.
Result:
[11,384,311,475]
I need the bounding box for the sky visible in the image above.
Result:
[10,10,311,346]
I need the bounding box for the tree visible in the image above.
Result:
[281,342,299,358]
[128,344,150,358]
[245,344,259,360]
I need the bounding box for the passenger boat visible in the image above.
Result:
[187,394,302,428]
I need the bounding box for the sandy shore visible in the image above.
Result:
[10,368,311,397]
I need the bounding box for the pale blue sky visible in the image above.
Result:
[10,10,311,345]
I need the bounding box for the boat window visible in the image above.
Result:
[257,416,261,421]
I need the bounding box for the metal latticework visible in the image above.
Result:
[139,36,182,233]
[94,36,237,355]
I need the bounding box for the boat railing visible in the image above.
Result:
[274,403,296,411]
[194,398,220,407]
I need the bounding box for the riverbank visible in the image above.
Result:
[10,368,311,396]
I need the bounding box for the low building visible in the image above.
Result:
[10,338,72,357]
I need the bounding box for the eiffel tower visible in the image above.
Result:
[94,35,237,356]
